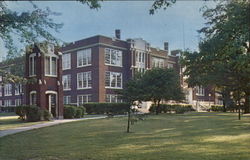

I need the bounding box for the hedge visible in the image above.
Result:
[149,104,195,114]
[64,105,86,119]
[83,103,130,115]
[0,106,16,112]
[15,105,52,122]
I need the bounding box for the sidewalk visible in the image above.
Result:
[0,116,108,138]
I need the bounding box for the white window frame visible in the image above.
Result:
[15,99,22,106]
[77,71,92,89]
[63,96,71,105]
[45,55,58,77]
[168,63,174,69]
[106,94,123,103]
[62,53,71,70]
[105,48,122,67]
[4,100,12,107]
[77,48,91,67]
[29,53,36,77]
[152,57,164,68]
[77,94,92,105]
[105,71,122,89]
[15,84,22,95]
[196,86,205,96]
[62,75,71,91]
[4,84,12,96]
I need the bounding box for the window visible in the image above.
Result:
[105,71,122,89]
[4,100,12,107]
[0,100,2,106]
[0,85,2,97]
[63,96,71,104]
[45,56,57,76]
[77,48,91,67]
[62,75,71,90]
[15,84,22,95]
[196,86,205,96]
[30,91,37,105]
[15,99,22,106]
[62,53,71,70]
[29,54,36,76]
[105,48,122,66]
[168,63,174,68]
[4,84,12,96]
[78,94,91,105]
[77,72,92,89]
[106,94,123,103]
[152,57,164,68]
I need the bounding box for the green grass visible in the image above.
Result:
[0,115,47,131]
[0,112,249,160]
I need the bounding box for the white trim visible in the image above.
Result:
[76,64,92,68]
[62,43,127,54]
[45,91,58,95]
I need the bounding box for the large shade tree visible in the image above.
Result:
[142,68,184,115]
[181,1,250,115]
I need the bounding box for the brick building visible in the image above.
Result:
[0,30,217,113]
[60,30,178,105]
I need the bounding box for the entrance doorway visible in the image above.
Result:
[46,91,58,118]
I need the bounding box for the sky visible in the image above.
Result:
[0,0,217,61]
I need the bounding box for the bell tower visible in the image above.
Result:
[25,42,64,119]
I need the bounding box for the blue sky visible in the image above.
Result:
[0,1,217,61]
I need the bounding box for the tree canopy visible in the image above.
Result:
[181,0,250,113]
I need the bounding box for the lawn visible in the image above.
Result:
[0,113,47,131]
[0,112,249,160]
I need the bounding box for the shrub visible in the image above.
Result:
[64,105,77,119]
[42,109,52,121]
[15,105,27,120]
[26,105,40,122]
[83,103,129,115]
[211,105,224,112]
[75,108,83,118]
[0,106,16,112]
[149,104,194,114]
[78,106,86,117]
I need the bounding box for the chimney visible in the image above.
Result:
[164,42,169,51]
[115,29,121,39]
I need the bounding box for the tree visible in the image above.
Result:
[142,68,184,115]
[0,0,100,83]
[181,1,250,116]
[119,73,144,133]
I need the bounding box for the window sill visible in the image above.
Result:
[105,87,123,89]
[45,74,57,77]
[4,95,12,97]
[77,87,92,90]
[105,64,123,68]
[77,64,92,68]
[63,89,71,91]
[29,75,36,78]
[62,68,71,71]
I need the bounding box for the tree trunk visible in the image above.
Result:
[244,91,250,113]
[127,106,131,133]
[238,100,241,120]
[156,100,160,115]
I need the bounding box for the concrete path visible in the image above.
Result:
[0,116,108,138]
